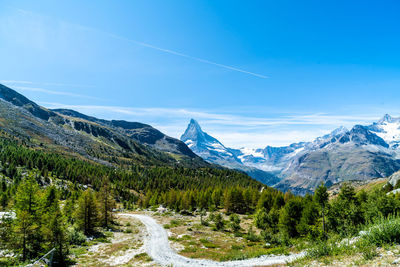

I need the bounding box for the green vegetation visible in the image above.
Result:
[0,132,263,264]
[2,130,400,265]
[363,215,400,246]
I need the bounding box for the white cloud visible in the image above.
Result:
[38,101,385,148]
[0,80,93,88]
[11,86,102,101]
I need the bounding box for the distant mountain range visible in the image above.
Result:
[2,82,399,195]
[0,83,206,168]
[181,116,400,194]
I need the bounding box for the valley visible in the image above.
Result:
[2,2,400,266]
[1,85,400,267]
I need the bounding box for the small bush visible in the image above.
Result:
[181,246,197,253]
[170,219,182,227]
[177,235,192,241]
[307,242,333,258]
[213,213,225,231]
[67,226,86,245]
[229,214,241,233]
[362,216,400,246]
[307,240,352,259]
[200,238,218,248]
[201,220,209,226]
[360,244,378,260]
[134,252,153,262]
[261,230,280,245]
[231,244,244,250]
[245,226,261,242]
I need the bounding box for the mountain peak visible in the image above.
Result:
[331,126,349,136]
[378,114,393,124]
[181,119,205,143]
[181,119,229,152]
[189,118,201,129]
[0,83,56,121]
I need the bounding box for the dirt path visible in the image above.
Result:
[119,213,304,267]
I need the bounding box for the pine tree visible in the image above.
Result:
[214,213,224,231]
[43,186,58,212]
[98,179,115,228]
[14,210,36,261]
[14,176,42,261]
[75,190,99,235]
[15,176,40,215]
[42,204,67,264]
[279,198,303,238]
[314,183,329,235]
[229,214,241,233]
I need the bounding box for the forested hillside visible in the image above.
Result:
[0,130,267,265]
[2,125,400,266]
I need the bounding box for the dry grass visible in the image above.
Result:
[292,246,400,266]
[150,211,289,262]
[71,214,160,266]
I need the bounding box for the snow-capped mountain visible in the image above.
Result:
[180,119,279,185]
[276,123,400,194]
[368,114,400,153]
[181,115,400,195]
[181,119,239,164]
[231,125,350,174]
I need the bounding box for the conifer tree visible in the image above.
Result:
[42,203,67,263]
[314,183,329,235]
[98,179,115,228]
[75,190,98,235]
[14,176,42,261]
[229,214,241,233]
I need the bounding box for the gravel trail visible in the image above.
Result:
[119,213,304,267]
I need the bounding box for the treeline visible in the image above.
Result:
[0,136,262,205]
[138,186,286,215]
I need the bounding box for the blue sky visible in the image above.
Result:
[1,0,400,148]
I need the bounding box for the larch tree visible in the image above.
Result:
[314,183,329,236]
[98,178,115,228]
[75,190,98,235]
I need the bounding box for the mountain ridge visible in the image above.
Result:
[0,83,205,168]
[181,116,400,194]
[181,119,279,185]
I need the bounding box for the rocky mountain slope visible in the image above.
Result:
[0,83,205,167]
[181,116,400,194]
[180,119,279,185]
[53,108,198,159]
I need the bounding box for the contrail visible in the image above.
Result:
[14,7,269,79]
[104,32,268,79]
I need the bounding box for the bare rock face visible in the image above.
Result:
[388,171,400,187]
